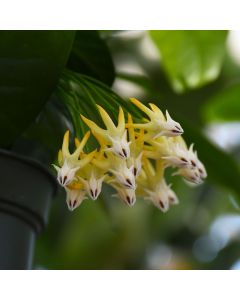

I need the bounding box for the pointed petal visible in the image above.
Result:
[58,150,63,166]
[52,164,60,172]
[189,143,194,152]
[149,103,165,120]
[81,114,107,138]
[127,113,135,142]
[77,149,97,169]
[165,110,173,122]
[96,105,117,133]
[130,98,155,119]
[117,106,125,133]
[62,130,70,158]
[72,131,90,159]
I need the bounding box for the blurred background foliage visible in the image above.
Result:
[6,30,240,269]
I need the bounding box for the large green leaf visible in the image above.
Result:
[0,30,75,147]
[11,96,74,165]
[67,31,115,86]
[150,30,228,93]
[203,83,240,122]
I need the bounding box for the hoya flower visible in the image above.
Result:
[137,158,179,212]
[110,162,136,190]
[78,169,105,200]
[167,142,207,183]
[127,114,144,177]
[130,152,143,177]
[93,151,136,190]
[81,105,131,158]
[54,159,79,187]
[110,182,136,206]
[187,145,207,179]
[144,136,207,183]
[53,130,96,187]
[144,179,179,213]
[71,143,106,200]
[161,137,192,168]
[65,182,87,211]
[106,130,131,159]
[173,167,202,185]
[145,136,193,168]
[52,100,206,213]
[128,98,183,139]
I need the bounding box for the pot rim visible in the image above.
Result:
[0,148,57,196]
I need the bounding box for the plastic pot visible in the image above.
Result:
[0,149,57,269]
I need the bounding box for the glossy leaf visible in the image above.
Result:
[203,83,240,122]
[56,70,141,142]
[67,31,115,86]
[150,30,228,93]
[12,96,74,164]
[0,30,75,147]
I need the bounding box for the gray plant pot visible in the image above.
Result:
[0,149,57,269]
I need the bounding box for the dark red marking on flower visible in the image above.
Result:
[133,167,137,176]
[126,178,132,186]
[191,160,197,167]
[122,148,127,157]
[126,196,131,205]
[159,200,165,209]
[180,157,188,163]
[62,176,67,184]
[171,129,181,134]
[118,152,124,158]
[73,200,77,208]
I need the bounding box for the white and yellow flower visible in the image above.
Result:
[53,98,206,213]
[81,105,131,158]
[65,182,87,211]
[110,182,136,207]
[53,130,96,187]
[127,114,144,177]
[137,158,178,212]
[128,98,183,139]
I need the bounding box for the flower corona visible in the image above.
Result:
[53,99,207,212]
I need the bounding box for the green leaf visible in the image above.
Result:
[56,70,142,153]
[0,30,75,147]
[203,83,240,122]
[13,96,74,164]
[67,31,115,86]
[150,30,228,93]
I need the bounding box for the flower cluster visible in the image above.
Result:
[53,98,207,212]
